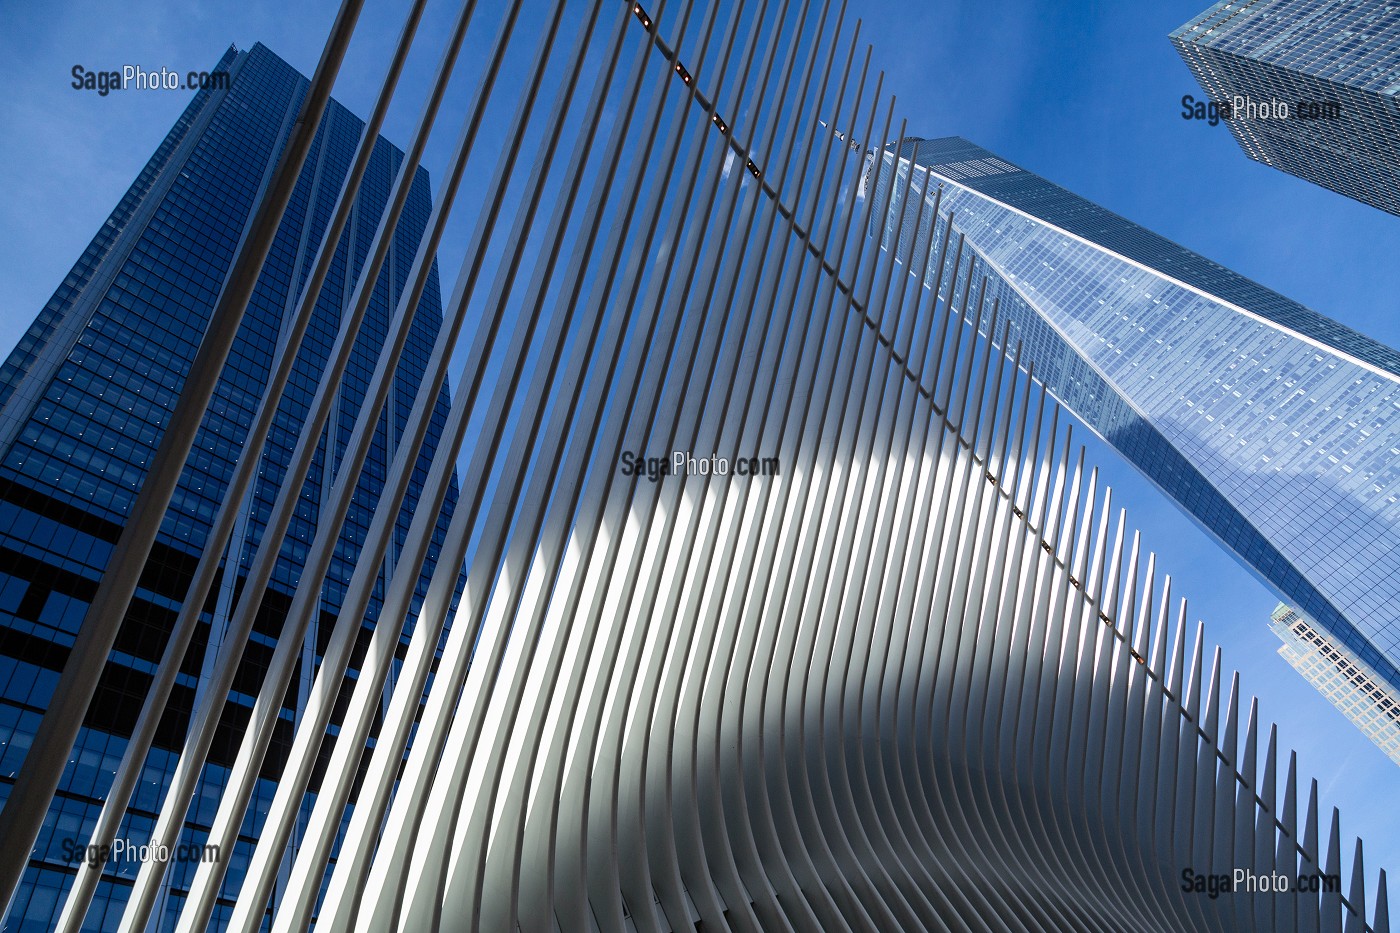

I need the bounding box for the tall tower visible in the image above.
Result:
[1171,0,1400,215]
[874,135,1400,745]
[0,43,459,928]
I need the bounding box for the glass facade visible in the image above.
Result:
[1270,604,1400,766]
[1171,0,1400,216]
[0,43,460,930]
[872,135,1400,700]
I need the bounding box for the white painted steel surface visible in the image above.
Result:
[8,2,1390,930]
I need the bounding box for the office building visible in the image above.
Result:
[1270,604,1400,765]
[1171,0,1400,215]
[0,43,459,929]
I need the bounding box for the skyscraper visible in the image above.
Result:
[1269,604,1400,766]
[0,42,458,928]
[873,135,1400,747]
[1171,0,1400,216]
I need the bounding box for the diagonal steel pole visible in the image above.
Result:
[49,6,431,931]
[118,2,488,928]
[0,0,364,913]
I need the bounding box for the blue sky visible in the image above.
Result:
[1,0,1397,893]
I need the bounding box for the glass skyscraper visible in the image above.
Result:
[0,43,458,929]
[872,135,1400,728]
[1269,604,1400,766]
[1171,0,1400,216]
